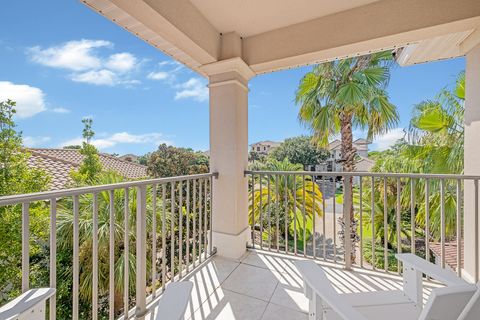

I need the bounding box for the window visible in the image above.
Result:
[257,146,260,151]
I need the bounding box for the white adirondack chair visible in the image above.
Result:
[154,281,193,320]
[0,288,55,320]
[295,253,479,320]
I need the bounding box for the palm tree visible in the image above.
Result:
[295,52,399,262]
[249,159,323,252]
[56,172,156,317]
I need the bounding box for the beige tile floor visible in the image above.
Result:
[147,249,440,320]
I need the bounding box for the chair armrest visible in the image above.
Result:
[0,288,56,320]
[295,260,368,320]
[396,253,466,286]
[155,282,193,320]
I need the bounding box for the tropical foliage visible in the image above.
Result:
[0,100,50,303]
[249,159,323,251]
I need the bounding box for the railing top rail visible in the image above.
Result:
[0,172,218,206]
[245,170,480,180]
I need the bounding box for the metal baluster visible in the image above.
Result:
[251,174,255,248]
[22,202,29,293]
[179,181,183,279]
[152,185,157,293]
[135,186,147,318]
[276,174,280,252]
[123,188,129,313]
[50,198,57,320]
[171,182,175,281]
[411,179,415,254]
[333,177,336,263]
[109,190,115,319]
[344,177,352,269]
[359,177,363,267]
[73,195,79,320]
[440,179,445,268]
[203,179,208,259]
[396,178,401,274]
[268,174,272,251]
[161,185,166,292]
[284,175,289,254]
[199,179,203,263]
[209,176,213,256]
[302,174,306,256]
[383,178,388,272]
[322,178,326,261]
[456,179,462,277]
[92,194,99,320]
[193,180,197,266]
[371,176,375,270]
[425,180,430,263]
[293,174,297,255]
[312,175,316,259]
[260,175,263,249]
[475,179,479,282]
[186,180,190,271]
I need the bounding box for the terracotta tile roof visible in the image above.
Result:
[429,239,464,270]
[26,148,148,190]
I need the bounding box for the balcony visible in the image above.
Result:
[0,170,477,319]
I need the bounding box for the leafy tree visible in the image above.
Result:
[70,118,103,185]
[0,100,50,302]
[249,159,323,251]
[295,52,399,262]
[269,136,329,169]
[146,144,209,177]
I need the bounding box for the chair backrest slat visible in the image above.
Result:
[419,284,477,320]
[458,282,480,320]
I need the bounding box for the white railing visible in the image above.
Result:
[246,170,480,281]
[0,172,217,319]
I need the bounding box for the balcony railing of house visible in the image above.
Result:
[0,172,217,320]
[246,170,480,282]
[1,170,480,319]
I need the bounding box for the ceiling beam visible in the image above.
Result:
[84,0,220,71]
[243,0,480,74]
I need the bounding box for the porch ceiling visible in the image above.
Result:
[83,0,480,76]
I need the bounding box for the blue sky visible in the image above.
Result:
[0,0,465,155]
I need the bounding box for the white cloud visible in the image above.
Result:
[71,69,117,86]
[105,52,137,73]
[175,78,208,102]
[147,71,169,80]
[60,132,169,150]
[372,128,405,151]
[24,136,51,147]
[0,81,46,118]
[28,40,140,87]
[51,107,70,114]
[28,39,111,71]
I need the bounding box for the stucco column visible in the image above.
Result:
[201,58,255,259]
[464,44,480,282]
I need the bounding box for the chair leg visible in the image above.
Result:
[309,293,324,320]
[403,264,423,315]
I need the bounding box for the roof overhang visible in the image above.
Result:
[82,0,480,76]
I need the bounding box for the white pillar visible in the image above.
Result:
[201,58,255,259]
[464,44,480,282]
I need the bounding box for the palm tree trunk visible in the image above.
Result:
[340,113,357,264]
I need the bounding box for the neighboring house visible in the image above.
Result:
[118,153,139,163]
[250,141,281,155]
[314,138,373,172]
[27,148,148,190]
